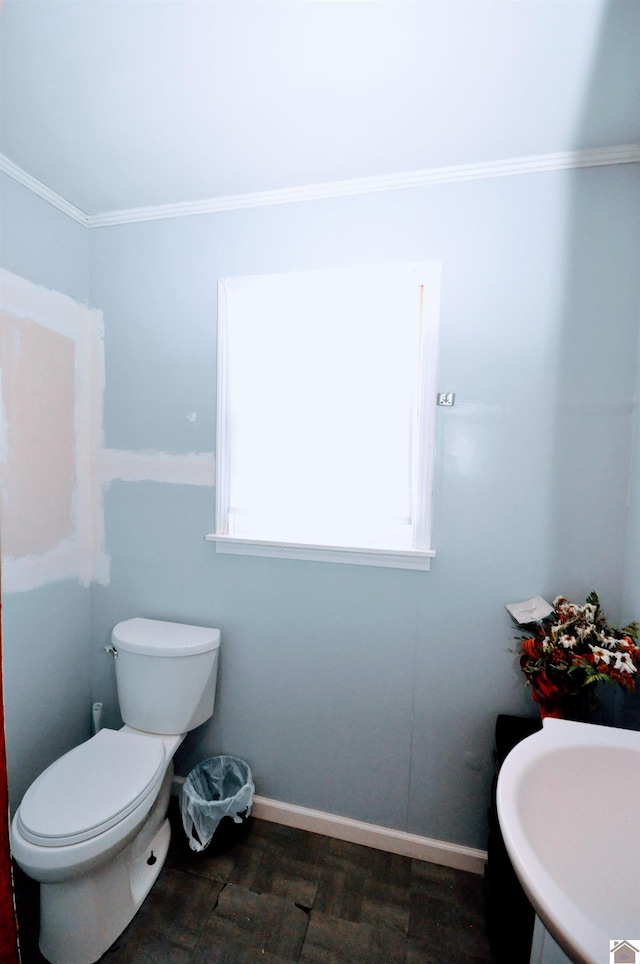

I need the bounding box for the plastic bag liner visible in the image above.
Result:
[180,755,255,852]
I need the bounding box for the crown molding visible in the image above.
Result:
[0,154,89,226]
[85,144,640,226]
[2,145,639,230]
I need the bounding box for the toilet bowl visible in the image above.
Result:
[10,618,221,964]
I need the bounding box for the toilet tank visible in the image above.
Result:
[111,618,221,735]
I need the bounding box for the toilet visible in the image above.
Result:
[10,617,221,964]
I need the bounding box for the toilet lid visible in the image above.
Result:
[17,729,166,847]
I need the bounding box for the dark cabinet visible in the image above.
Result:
[484,714,541,964]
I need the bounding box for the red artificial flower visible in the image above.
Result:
[531,670,564,703]
[521,637,541,658]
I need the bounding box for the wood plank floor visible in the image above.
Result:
[13,799,494,963]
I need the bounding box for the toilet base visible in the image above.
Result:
[39,817,170,964]
[38,769,173,964]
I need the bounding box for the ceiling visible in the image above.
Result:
[1,0,639,217]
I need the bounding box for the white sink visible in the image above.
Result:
[496,718,640,964]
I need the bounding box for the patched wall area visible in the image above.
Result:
[1,311,76,556]
[0,269,104,591]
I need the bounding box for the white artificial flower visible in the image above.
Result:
[614,652,636,674]
[590,645,611,664]
[601,635,620,650]
[559,634,577,649]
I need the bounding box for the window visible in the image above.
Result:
[207,261,441,569]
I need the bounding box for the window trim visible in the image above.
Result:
[205,533,436,570]
[208,261,441,570]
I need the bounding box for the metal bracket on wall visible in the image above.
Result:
[437,392,455,406]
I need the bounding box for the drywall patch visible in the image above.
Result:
[2,539,88,594]
[95,449,215,486]
[1,270,215,592]
[0,269,105,592]
[1,311,76,556]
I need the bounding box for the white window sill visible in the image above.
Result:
[205,534,434,570]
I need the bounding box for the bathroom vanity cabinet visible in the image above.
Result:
[484,713,541,964]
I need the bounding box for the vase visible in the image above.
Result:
[538,702,564,721]
[535,691,590,722]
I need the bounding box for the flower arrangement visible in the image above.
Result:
[512,592,640,718]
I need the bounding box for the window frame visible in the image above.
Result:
[206,261,441,570]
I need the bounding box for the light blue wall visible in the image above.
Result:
[1,160,638,844]
[0,173,93,811]
[1,0,638,857]
[620,316,640,731]
[0,174,88,304]
[89,163,640,849]
[2,582,92,811]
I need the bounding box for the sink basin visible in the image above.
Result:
[496,718,640,964]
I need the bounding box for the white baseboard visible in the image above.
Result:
[172,777,486,875]
[252,796,487,875]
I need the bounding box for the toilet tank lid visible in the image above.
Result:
[112,618,221,656]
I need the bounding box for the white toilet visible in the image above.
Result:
[10,617,221,964]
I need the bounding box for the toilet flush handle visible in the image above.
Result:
[104,645,119,659]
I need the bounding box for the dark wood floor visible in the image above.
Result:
[14,799,494,963]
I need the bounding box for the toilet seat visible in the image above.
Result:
[17,729,166,848]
